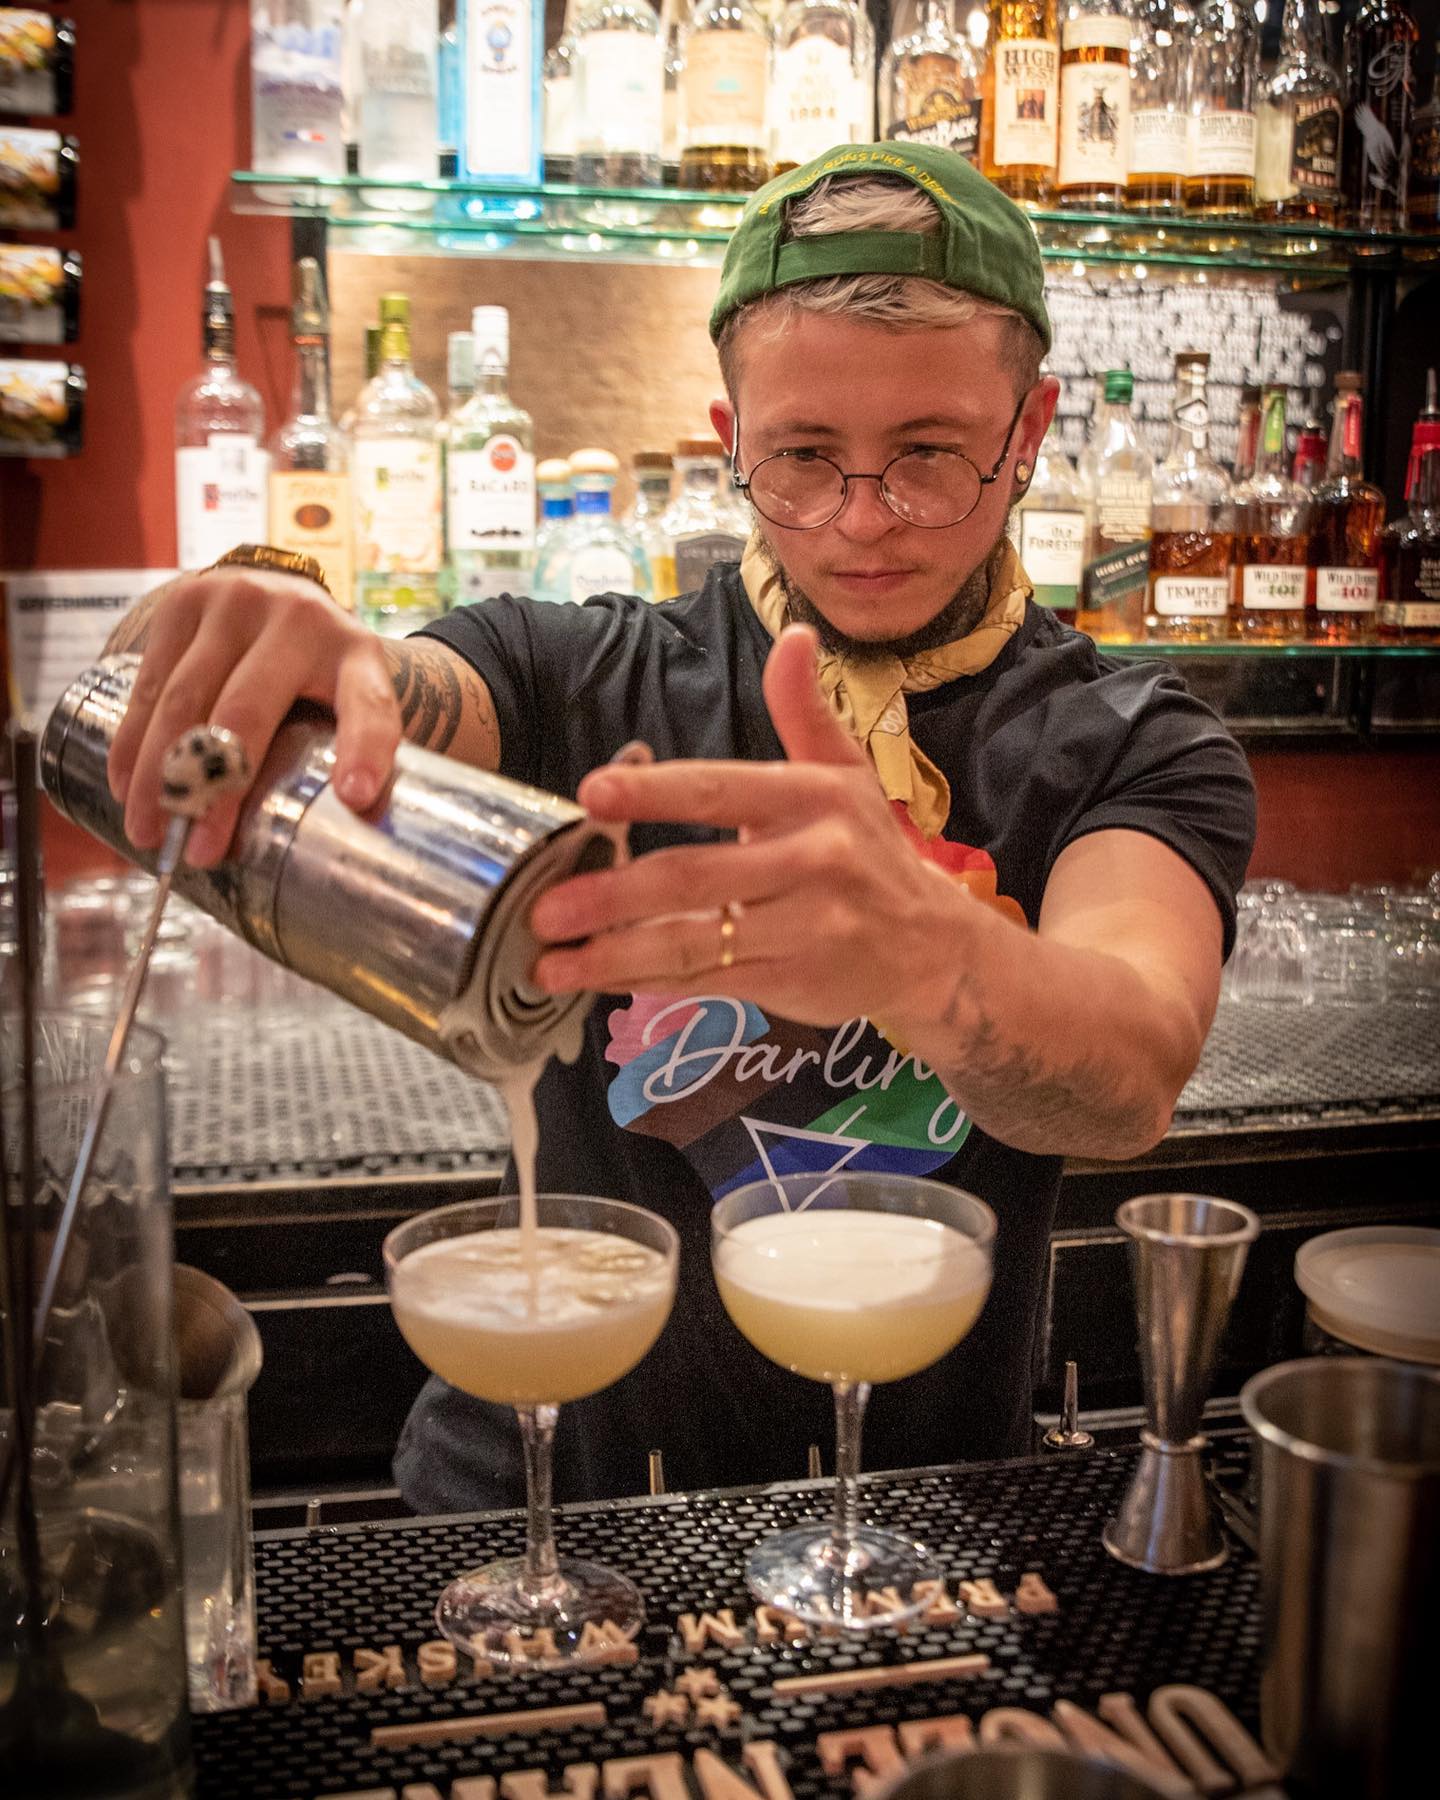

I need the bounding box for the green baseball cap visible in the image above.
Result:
[709,143,1051,353]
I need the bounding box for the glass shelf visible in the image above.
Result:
[230,171,1440,275]
[1098,640,1440,659]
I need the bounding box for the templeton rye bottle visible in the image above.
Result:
[982,0,1061,205]
[1146,351,1234,644]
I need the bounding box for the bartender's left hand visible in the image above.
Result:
[529,624,964,1035]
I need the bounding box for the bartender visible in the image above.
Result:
[103,143,1256,1511]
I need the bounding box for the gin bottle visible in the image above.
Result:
[1016,426,1090,624]
[445,329,475,427]
[1255,0,1344,224]
[1233,385,1309,641]
[1126,0,1188,212]
[358,0,440,208]
[880,0,984,165]
[459,0,543,189]
[175,237,268,571]
[351,292,445,633]
[1057,0,1133,210]
[1185,0,1261,217]
[1147,352,1233,643]
[445,305,536,604]
[771,0,876,174]
[573,0,665,187]
[250,0,347,189]
[1077,368,1152,642]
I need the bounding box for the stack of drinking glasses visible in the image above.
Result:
[1224,874,1440,1010]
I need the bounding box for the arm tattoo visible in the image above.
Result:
[385,641,464,753]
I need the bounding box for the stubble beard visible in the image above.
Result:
[754,526,1004,661]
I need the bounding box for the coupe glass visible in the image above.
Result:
[384,1194,678,1665]
[712,1171,995,1630]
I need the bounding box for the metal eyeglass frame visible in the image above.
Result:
[729,387,1033,531]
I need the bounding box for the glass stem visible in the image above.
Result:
[828,1380,871,1571]
[517,1404,561,1593]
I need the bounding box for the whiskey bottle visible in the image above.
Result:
[1379,446,1440,641]
[1057,0,1132,208]
[772,0,875,175]
[1306,371,1384,643]
[1126,0,1189,213]
[881,0,985,165]
[1342,0,1418,232]
[1233,382,1261,483]
[1408,32,1440,231]
[1233,385,1309,641]
[679,0,772,191]
[1255,0,1344,225]
[1185,0,1261,217]
[1016,425,1090,624]
[1403,367,1440,498]
[981,0,1060,206]
[1077,368,1152,642]
[1147,351,1234,643]
[1290,381,1328,491]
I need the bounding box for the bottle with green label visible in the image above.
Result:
[1077,368,1152,642]
[1016,425,1090,625]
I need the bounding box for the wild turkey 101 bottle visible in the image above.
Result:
[982,0,1061,205]
[1307,372,1385,642]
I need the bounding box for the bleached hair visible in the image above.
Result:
[716,174,1044,397]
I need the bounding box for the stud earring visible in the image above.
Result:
[1015,460,1032,485]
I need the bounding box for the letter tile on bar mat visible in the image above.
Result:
[191,1442,1269,1798]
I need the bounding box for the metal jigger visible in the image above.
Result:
[1103,1194,1260,1575]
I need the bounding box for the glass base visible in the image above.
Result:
[744,1523,939,1631]
[435,1555,644,1667]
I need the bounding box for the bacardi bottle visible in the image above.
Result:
[880,0,984,165]
[1185,0,1261,217]
[445,305,536,604]
[1233,385,1309,641]
[1057,0,1132,209]
[1306,371,1384,643]
[1126,0,1189,213]
[1077,368,1152,642]
[1342,0,1418,232]
[1016,426,1090,624]
[1255,0,1344,225]
[679,0,772,190]
[1379,445,1440,641]
[771,0,875,175]
[1147,351,1234,643]
[981,0,1060,206]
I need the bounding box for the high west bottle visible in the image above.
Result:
[1077,367,1152,642]
[1146,351,1234,643]
[1306,371,1384,643]
[981,0,1061,206]
[1126,0,1189,212]
[1380,446,1440,641]
[1255,0,1344,224]
[1233,385,1309,641]
[1185,0,1262,217]
[1057,0,1132,209]
[1342,0,1418,231]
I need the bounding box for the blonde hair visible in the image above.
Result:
[716,175,1044,396]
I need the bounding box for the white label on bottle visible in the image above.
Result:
[176,440,269,571]
[1154,574,1228,617]
[1190,109,1257,179]
[1388,601,1440,628]
[576,32,663,157]
[683,29,769,151]
[1316,567,1379,613]
[773,38,864,165]
[252,19,346,177]
[1096,473,1151,541]
[269,470,355,609]
[1059,57,1130,189]
[992,38,1059,171]
[447,438,537,551]
[465,0,536,179]
[1019,509,1086,591]
[544,72,576,157]
[1128,107,1188,177]
[1064,15,1131,52]
[352,438,442,573]
[1241,564,1305,610]
[569,541,634,603]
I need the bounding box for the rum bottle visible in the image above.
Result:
[981,0,1060,206]
[1077,368,1152,642]
[881,0,985,164]
[1146,351,1234,643]
[1379,446,1440,641]
[445,305,536,604]
[1306,371,1384,643]
[1233,385,1309,641]
[1185,0,1261,217]
[1342,0,1418,231]
[1409,32,1440,231]
[1255,0,1344,225]
[679,0,772,190]
[1126,0,1188,212]
[1057,0,1132,209]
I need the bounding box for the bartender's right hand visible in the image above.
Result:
[107,567,401,868]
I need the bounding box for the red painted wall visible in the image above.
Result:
[5,2,1438,895]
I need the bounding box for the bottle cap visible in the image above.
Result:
[1335,369,1362,392]
[378,293,410,325]
[569,447,620,479]
[675,436,727,459]
[1175,350,1209,372]
[537,457,573,485]
[471,305,510,371]
[448,331,475,390]
[1103,369,1133,404]
[632,449,674,471]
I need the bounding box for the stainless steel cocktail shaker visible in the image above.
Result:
[42,656,615,1076]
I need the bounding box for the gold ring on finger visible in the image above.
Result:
[718,901,740,972]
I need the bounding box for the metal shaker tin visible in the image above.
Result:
[41,655,616,1077]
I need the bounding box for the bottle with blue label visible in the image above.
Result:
[458,0,543,216]
[536,457,575,557]
[534,448,650,604]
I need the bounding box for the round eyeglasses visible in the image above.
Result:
[732,390,1031,532]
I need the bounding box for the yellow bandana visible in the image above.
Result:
[740,535,1031,838]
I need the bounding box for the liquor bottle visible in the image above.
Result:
[628,449,676,598]
[1146,351,1233,643]
[1233,385,1309,641]
[880,0,984,163]
[1233,383,1261,483]
[268,256,354,611]
[1407,30,1440,231]
[1255,0,1344,224]
[1016,425,1089,625]
[678,0,771,191]
[533,448,650,603]
[536,457,574,558]
[351,292,445,633]
[1379,446,1440,641]
[174,237,268,571]
[771,0,876,175]
[660,437,750,594]
[1342,0,1418,232]
[660,0,685,180]
[445,305,536,604]
[1403,367,1440,498]
[542,0,583,181]
[250,0,347,190]
[438,0,462,171]
[573,0,665,187]
[1185,0,1261,216]
[445,329,475,426]
[457,0,542,195]
[1056,0,1132,210]
[1077,369,1152,642]
[338,321,383,438]
[981,0,1060,206]
[1291,382,1327,490]
[1306,371,1384,643]
[1126,0,1189,213]
[357,0,440,209]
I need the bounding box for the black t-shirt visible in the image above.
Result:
[396,564,1257,1512]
